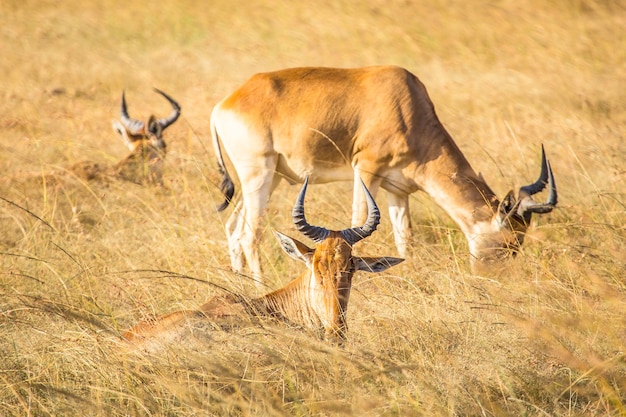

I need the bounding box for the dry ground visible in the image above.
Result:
[0,0,624,415]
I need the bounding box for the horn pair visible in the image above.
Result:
[120,88,181,135]
[293,177,380,246]
[506,144,558,222]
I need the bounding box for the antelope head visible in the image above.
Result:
[112,88,181,152]
[111,88,181,184]
[271,177,404,342]
[470,145,558,264]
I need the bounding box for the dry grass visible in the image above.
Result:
[1,0,624,415]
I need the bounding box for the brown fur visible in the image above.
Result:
[211,65,556,276]
[124,222,403,347]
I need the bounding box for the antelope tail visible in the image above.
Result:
[210,113,235,212]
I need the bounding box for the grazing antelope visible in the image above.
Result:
[108,88,181,184]
[123,178,404,345]
[211,65,557,282]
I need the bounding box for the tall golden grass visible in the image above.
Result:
[1,0,624,415]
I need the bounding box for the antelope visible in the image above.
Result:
[211,65,557,282]
[3,89,182,189]
[123,178,404,345]
[107,88,181,184]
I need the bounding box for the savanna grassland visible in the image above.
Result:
[1,0,624,415]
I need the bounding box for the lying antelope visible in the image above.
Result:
[123,178,404,345]
[211,65,557,282]
[106,88,181,184]
[5,89,182,189]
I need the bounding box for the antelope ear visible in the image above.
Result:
[498,190,517,216]
[112,120,134,150]
[355,257,404,273]
[273,230,314,266]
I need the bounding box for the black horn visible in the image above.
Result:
[513,145,558,221]
[119,91,145,135]
[153,88,181,130]
[341,179,380,246]
[292,177,330,243]
[518,160,557,216]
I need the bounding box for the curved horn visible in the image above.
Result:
[544,160,557,206]
[292,177,330,243]
[153,88,181,130]
[510,145,557,221]
[518,160,557,216]
[341,179,380,246]
[119,91,145,135]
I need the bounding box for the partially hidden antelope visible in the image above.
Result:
[107,88,181,184]
[211,65,557,282]
[10,89,182,187]
[123,178,404,346]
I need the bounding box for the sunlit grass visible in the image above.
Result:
[0,0,624,415]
